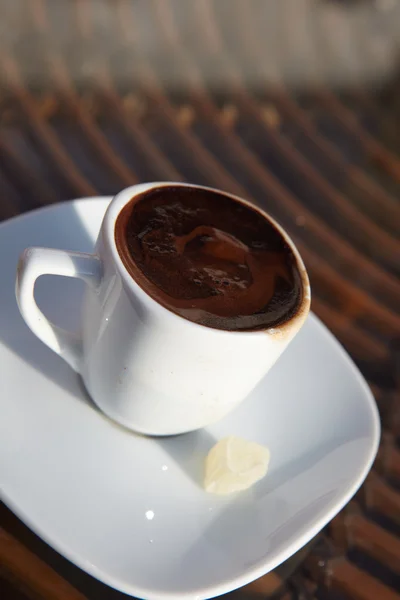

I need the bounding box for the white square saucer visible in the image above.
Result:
[0,198,379,600]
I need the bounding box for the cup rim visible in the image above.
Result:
[102,182,311,336]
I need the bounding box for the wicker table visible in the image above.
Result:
[0,2,399,599]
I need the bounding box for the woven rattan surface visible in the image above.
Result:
[0,1,399,599]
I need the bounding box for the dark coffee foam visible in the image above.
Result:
[115,186,303,331]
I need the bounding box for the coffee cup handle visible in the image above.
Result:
[16,247,102,372]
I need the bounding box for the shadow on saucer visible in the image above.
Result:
[156,428,216,489]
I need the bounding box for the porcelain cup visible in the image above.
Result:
[16,183,311,435]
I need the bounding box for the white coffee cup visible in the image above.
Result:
[16,183,311,435]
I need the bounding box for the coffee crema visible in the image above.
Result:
[115,186,303,331]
